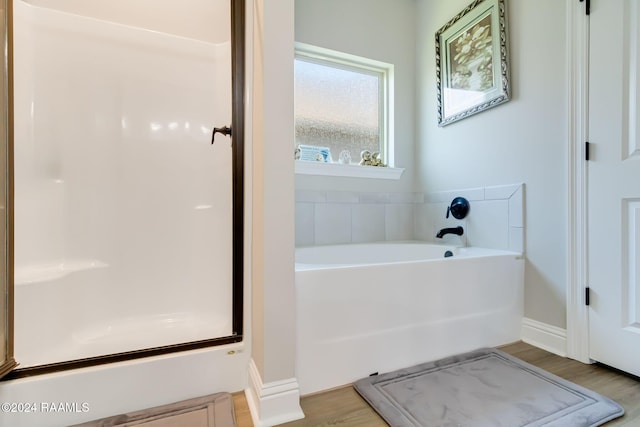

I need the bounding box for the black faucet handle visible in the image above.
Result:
[448,197,470,219]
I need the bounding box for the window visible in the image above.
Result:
[294,44,392,167]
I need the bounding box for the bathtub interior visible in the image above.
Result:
[13,0,235,367]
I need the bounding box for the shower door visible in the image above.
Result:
[11,0,243,369]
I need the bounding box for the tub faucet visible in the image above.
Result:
[436,226,464,238]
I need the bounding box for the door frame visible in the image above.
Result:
[566,0,592,364]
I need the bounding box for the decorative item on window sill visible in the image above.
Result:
[338,150,352,165]
[296,145,332,163]
[297,145,332,162]
[360,150,387,167]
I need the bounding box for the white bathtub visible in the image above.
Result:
[295,241,524,394]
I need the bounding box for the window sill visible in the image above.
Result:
[295,161,404,180]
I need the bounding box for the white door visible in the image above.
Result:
[588,0,640,376]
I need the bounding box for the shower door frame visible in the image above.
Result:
[0,0,18,380]
[3,0,245,380]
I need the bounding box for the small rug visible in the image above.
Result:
[72,392,236,427]
[354,348,624,427]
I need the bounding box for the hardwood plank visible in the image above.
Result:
[280,386,386,427]
[232,392,254,427]
[233,342,640,426]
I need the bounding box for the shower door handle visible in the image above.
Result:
[211,125,232,144]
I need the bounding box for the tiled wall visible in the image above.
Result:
[295,191,421,246]
[416,183,524,253]
[295,183,524,253]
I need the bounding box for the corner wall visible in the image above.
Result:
[247,0,303,425]
[416,0,569,329]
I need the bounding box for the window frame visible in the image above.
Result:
[294,42,393,168]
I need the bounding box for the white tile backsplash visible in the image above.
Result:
[326,191,359,203]
[295,202,315,247]
[485,183,520,200]
[509,226,525,253]
[295,184,525,252]
[314,203,352,245]
[295,190,326,203]
[352,204,386,243]
[465,200,509,249]
[509,186,524,228]
[385,204,414,241]
[424,187,485,203]
[389,192,424,204]
[359,192,390,204]
[413,202,432,241]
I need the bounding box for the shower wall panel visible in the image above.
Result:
[13,0,234,367]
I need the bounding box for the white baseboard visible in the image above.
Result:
[521,317,568,357]
[245,358,304,427]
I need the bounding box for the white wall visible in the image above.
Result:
[416,0,568,329]
[294,0,416,193]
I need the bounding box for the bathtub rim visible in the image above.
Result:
[295,240,523,271]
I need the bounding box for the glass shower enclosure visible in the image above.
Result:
[10,0,243,370]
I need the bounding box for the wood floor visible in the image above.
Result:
[232,341,640,426]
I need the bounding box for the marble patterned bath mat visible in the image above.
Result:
[71,392,236,427]
[354,348,624,427]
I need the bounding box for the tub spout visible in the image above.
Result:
[436,226,464,238]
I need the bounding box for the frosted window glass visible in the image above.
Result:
[295,58,381,163]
